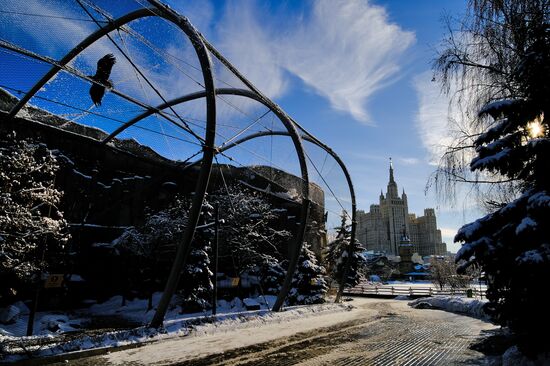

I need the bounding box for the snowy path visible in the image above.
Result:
[51,298,497,365]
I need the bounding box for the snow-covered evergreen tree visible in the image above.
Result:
[0,134,70,302]
[455,98,549,353]
[178,234,213,313]
[326,213,366,288]
[177,201,213,313]
[326,213,349,278]
[287,243,328,305]
[257,256,285,295]
[433,0,549,355]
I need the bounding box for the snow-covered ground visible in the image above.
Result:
[0,294,352,362]
[407,296,550,365]
[0,294,275,338]
[408,295,489,320]
[71,297,497,365]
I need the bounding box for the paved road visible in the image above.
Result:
[56,298,496,366]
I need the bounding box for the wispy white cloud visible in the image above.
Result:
[5,0,415,127]
[279,0,415,124]
[399,157,420,165]
[214,0,415,124]
[215,1,289,99]
[413,71,455,164]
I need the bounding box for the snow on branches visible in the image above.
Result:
[0,133,70,297]
[210,184,291,275]
[452,17,549,354]
[110,196,213,313]
[287,243,328,305]
[326,213,365,288]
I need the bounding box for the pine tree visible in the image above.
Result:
[432,0,549,355]
[326,213,349,279]
[0,134,70,302]
[456,99,549,354]
[258,256,285,295]
[287,243,328,305]
[178,235,213,313]
[327,213,365,288]
[339,239,366,288]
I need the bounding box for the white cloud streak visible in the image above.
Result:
[413,71,455,164]
[214,0,415,124]
[4,0,415,127]
[399,157,420,165]
[215,1,289,99]
[280,0,415,123]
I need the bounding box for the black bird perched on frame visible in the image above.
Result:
[89,53,116,106]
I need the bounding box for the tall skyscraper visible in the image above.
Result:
[357,159,447,256]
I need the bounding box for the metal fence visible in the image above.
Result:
[344,284,486,298]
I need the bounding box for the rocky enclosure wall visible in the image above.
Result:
[0,103,326,258]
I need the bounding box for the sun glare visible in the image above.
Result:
[527,114,545,139]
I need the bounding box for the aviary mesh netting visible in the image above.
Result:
[0,0,356,316]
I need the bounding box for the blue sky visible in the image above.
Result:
[0,0,481,252]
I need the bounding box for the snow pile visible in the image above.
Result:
[408,296,490,321]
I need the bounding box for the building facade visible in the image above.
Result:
[357,160,447,256]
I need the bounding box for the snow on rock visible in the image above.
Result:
[72,168,92,180]
[0,305,20,325]
[408,296,490,321]
[242,298,261,310]
[394,295,410,300]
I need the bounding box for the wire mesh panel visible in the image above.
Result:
[0,0,356,324]
[303,140,353,232]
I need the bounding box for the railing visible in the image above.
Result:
[344,284,486,298]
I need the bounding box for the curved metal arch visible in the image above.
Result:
[8,1,312,314]
[217,130,357,303]
[103,88,266,143]
[287,121,357,303]
[6,4,219,327]
[104,78,356,303]
[195,36,311,312]
[8,8,160,119]
[103,87,311,312]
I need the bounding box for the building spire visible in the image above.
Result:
[386,157,398,198]
[389,157,395,183]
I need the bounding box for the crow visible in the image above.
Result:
[89,54,116,106]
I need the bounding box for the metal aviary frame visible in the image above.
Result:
[5,3,218,328]
[4,0,357,324]
[102,87,311,313]
[100,84,357,305]
[217,128,358,303]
